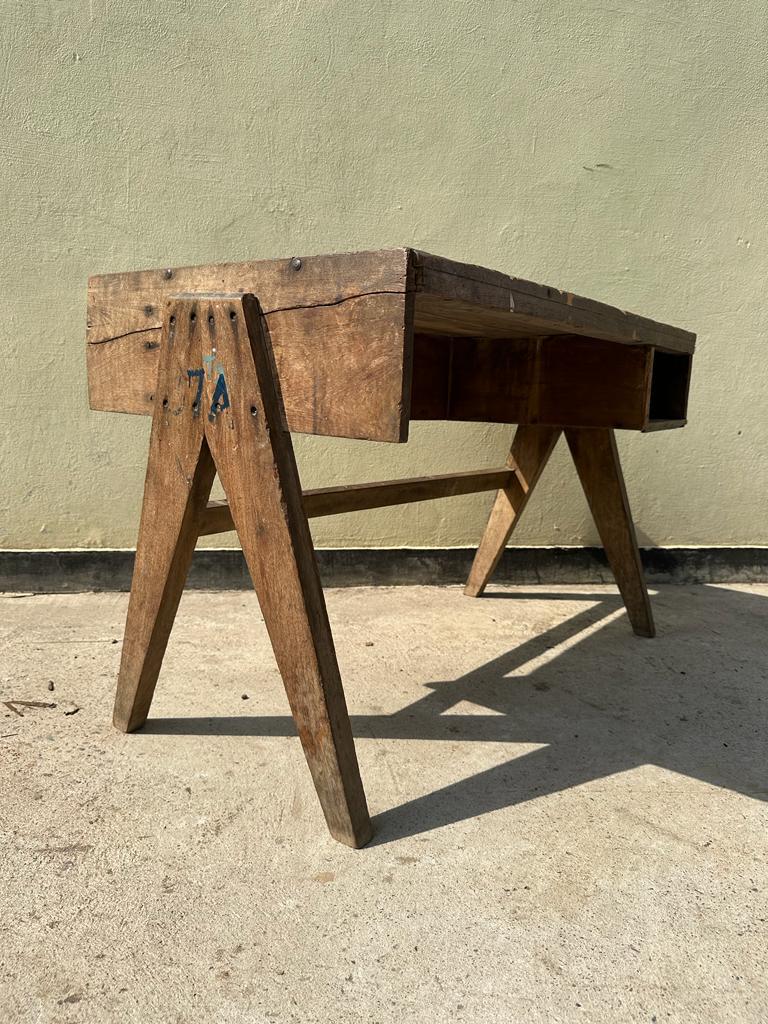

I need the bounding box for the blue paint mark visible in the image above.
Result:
[208,372,230,422]
[187,369,204,416]
[202,353,215,378]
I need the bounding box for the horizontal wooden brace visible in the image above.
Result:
[199,467,515,536]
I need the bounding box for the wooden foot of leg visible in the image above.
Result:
[113,318,216,732]
[203,294,372,847]
[564,428,655,638]
[465,425,561,597]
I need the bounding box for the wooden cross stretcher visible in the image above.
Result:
[86,248,695,847]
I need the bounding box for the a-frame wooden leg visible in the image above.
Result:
[114,293,371,846]
[113,314,216,733]
[202,294,372,848]
[564,427,655,638]
[465,425,561,597]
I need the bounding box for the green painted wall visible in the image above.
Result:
[2,1,766,551]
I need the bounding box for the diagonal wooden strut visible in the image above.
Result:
[113,292,371,847]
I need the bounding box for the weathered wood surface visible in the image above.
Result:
[207,293,372,845]
[115,293,372,846]
[88,249,413,442]
[411,251,695,352]
[464,426,562,597]
[113,310,217,733]
[464,425,655,638]
[410,333,690,431]
[87,248,695,441]
[200,467,517,536]
[535,335,654,429]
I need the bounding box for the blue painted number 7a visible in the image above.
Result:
[187,367,230,421]
[208,372,230,422]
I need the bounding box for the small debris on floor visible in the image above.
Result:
[241,693,249,700]
[47,681,55,692]
[3,700,56,718]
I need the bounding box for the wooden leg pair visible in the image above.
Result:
[465,425,654,638]
[115,293,653,847]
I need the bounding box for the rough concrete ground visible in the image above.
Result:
[1,583,766,1024]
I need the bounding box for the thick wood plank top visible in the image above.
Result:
[86,248,695,440]
[411,250,695,353]
[88,247,695,354]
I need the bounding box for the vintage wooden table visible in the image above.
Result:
[86,248,695,847]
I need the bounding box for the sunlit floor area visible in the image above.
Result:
[2,584,767,1023]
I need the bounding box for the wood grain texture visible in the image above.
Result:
[411,251,696,353]
[535,335,653,429]
[203,294,372,846]
[408,332,689,431]
[199,467,517,535]
[464,426,562,597]
[113,312,216,733]
[87,249,412,442]
[564,428,655,638]
[114,293,372,846]
[266,292,411,441]
[86,247,695,439]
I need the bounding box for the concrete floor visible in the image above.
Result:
[1,583,767,1023]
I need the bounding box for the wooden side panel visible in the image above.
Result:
[449,337,536,423]
[267,293,410,441]
[409,333,452,419]
[86,328,161,413]
[86,249,411,442]
[410,334,535,424]
[410,334,656,430]
[536,335,652,430]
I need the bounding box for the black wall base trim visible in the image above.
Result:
[2,547,768,592]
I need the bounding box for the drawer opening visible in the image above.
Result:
[648,350,691,424]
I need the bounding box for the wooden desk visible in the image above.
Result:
[86,248,695,847]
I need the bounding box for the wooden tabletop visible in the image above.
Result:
[87,248,695,442]
[89,247,694,351]
[410,250,694,352]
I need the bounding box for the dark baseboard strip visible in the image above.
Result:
[2,547,768,592]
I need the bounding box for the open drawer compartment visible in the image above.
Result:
[409,333,692,431]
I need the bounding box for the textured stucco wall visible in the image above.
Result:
[1,1,766,550]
